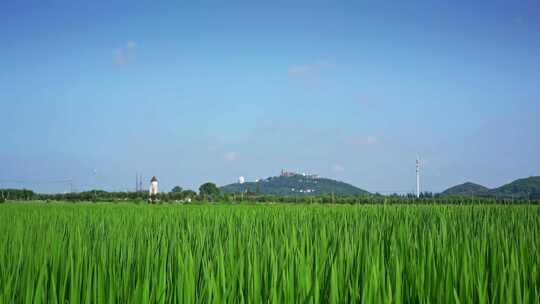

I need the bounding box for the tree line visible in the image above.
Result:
[1,184,538,204]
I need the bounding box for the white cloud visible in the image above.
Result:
[127,41,137,49]
[224,152,238,161]
[332,164,345,172]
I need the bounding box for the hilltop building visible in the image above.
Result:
[280,169,319,179]
[280,169,297,177]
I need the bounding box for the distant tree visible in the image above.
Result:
[182,190,197,197]
[0,189,35,201]
[171,186,183,193]
[199,183,220,201]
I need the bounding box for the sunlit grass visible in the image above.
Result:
[0,202,538,303]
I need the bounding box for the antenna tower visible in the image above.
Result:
[416,156,421,198]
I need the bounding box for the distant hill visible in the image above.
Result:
[442,176,540,200]
[221,175,369,196]
[442,182,489,196]
[491,176,540,199]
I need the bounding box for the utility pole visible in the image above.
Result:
[416,156,421,198]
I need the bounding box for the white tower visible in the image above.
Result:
[416,156,420,198]
[238,176,245,184]
[149,176,158,195]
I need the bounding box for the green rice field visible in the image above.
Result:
[0,202,539,303]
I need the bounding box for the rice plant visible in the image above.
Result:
[0,203,538,303]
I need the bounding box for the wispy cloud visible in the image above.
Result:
[288,64,313,76]
[287,60,335,79]
[112,41,137,65]
[112,49,126,65]
[332,164,345,172]
[345,135,377,146]
[317,60,336,69]
[224,152,238,161]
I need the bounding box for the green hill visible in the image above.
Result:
[220,175,369,196]
[490,176,540,199]
[442,182,489,196]
[442,176,540,200]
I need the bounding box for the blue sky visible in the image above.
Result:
[1,0,539,193]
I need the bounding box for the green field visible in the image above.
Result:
[0,202,539,303]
